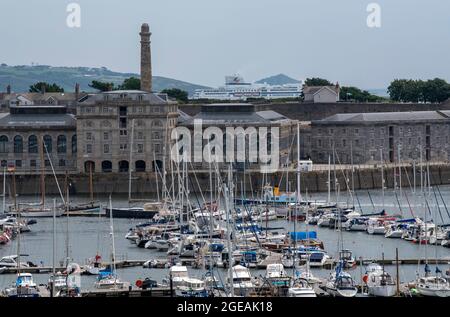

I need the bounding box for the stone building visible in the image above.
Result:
[0,105,77,172]
[178,103,298,170]
[76,90,178,173]
[309,111,450,164]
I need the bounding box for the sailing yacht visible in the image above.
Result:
[288,278,316,297]
[415,265,450,297]
[325,262,358,297]
[364,263,397,297]
[94,197,127,290]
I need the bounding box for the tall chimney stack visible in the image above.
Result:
[6,85,11,94]
[140,23,152,92]
[75,83,80,98]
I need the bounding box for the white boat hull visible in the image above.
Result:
[368,285,397,297]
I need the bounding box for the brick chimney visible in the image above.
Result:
[6,84,11,94]
[75,83,80,99]
[140,23,152,92]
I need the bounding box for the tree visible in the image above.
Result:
[118,77,141,90]
[340,86,384,102]
[161,88,189,103]
[89,80,115,92]
[388,78,450,103]
[29,82,64,93]
[304,78,333,87]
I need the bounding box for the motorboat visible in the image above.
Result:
[288,278,316,297]
[364,263,397,297]
[231,264,255,297]
[3,273,40,297]
[94,269,126,289]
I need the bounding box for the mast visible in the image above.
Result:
[128,119,135,203]
[65,171,70,266]
[89,162,94,203]
[327,155,331,204]
[293,122,301,276]
[52,198,56,297]
[109,195,117,286]
[15,168,21,276]
[40,136,45,208]
[2,167,5,213]
[224,165,234,296]
[380,148,385,211]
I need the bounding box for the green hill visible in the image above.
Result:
[255,73,301,85]
[0,64,210,96]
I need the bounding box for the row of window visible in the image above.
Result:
[84,160,163,173]
[80,106,165,114]
[84,143,162,154]
[317,125,440,136]
[85,131,160,141]
[1,159,67,168]
[0,135,77,154]
[84,119,164,129]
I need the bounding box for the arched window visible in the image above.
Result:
[118,160,129,172]
[101,160,112,173]
[0,135,8,153]
[72,135,77,154]
[13,136,23,153]
[43,135,52,153]
[84,161,95,173]
[135,160,146,172]
[57,135,67,153]
[28,135,38,153]
[0,160,6,167]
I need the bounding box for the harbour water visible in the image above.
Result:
[1,185,449,291]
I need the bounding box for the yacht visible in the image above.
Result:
[231,264,255,297]
[364,263,397,297]
[3,273,40,297]
[288,278,316,297]
[415,265,450,297]
[325,265,358,297]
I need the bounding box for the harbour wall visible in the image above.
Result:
[6,164,450,197]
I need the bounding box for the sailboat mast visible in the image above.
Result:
[327,155,331,204]
[128,119,135,203]
[2,167,5,213]
[89,163,94,203]
[65,171,70,265]
[52,198,56,297]
[40,136,45,208]
[109,195,117,285]
[225,165,234,296]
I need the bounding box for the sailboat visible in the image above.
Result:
[364,262,397,297]
[288,123,316,298]
[325,260,358,297]
[65,167,101,215]
[94,196,127,289]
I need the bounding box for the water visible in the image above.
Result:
[1,185,450,290]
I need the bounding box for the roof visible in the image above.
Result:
[0,113,76,129]
[303,85,339,95]
[1,92,87,103]
[314,110,450,125]
[81,91,173,105]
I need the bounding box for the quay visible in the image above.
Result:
[81,287,174,297]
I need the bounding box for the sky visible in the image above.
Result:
[0,0,449,89]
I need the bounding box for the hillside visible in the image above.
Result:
[255,73,301,85]
[0,64,210,96]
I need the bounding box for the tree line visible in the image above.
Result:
[28,77,189,103]
[387,78,450,103]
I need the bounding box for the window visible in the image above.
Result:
[0,135,8,153]
[120,130,127,136]
[1,160,6,167]
[28,135,38,153]
[103,144,109,153]
[59,159,65,167]
[72,135,77,154]
[152,132,161,140]
[14,136,23,153]
[86,144,92,154]
[138,106,143,113]
[342,139,346,147]
[354,128,359,135]
[120,144,127,151]
[137,144,143,153]
[30,160,36,167]
[57,135,67,153]
[43,135,52,153]
[86,132,92,140]
[137,132,144,140]
[155,144,161,153]
[103,132,109,140]
[15,160,22,167]
[45,160,50,167]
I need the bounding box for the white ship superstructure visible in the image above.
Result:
[193,75,302,101]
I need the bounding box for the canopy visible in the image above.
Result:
[289,231,317,240]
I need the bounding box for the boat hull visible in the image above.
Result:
[105,207,158,219]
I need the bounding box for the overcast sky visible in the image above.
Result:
[0,0,449,89]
